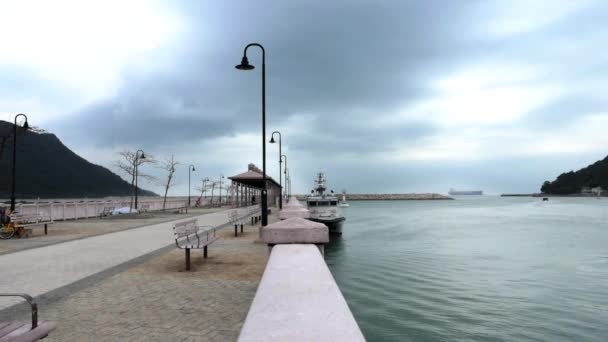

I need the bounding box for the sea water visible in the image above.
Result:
[325,197,608,341]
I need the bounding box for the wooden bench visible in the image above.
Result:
[0,294,56,341]
[10,213,53,238]
[173,219,219,271]
[98,206,115,218]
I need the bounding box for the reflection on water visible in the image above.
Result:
[325,197,608,342]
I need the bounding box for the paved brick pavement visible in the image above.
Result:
[1,220,268,341]
[0,207,259,310]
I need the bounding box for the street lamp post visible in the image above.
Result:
[188,165,195,212]
[281,154,287,201]
[270,131,282,209]
[236,43,268,226]
[219,174,224,207]
[134,149,145,210]
[286,168,292,198]
[10,114,29,212]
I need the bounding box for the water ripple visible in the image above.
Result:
[326,198,608,342]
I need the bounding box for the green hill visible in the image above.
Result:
[0,120,156,198]
[541,156,608,194]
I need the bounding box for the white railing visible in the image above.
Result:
[0,197,191,221]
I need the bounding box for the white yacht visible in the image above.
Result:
[338,191,350,207]
[306,172,345,234]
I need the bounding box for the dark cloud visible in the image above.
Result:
[21,0,608,193]
[53,0,481,148]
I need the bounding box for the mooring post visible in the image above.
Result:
[234,224,238,237]
[241,223,244,233]
[185,248,191,271]
[204,246,208,258]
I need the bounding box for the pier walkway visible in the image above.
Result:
[0,207,250,310]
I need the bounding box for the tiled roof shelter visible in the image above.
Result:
[228,163,282,208]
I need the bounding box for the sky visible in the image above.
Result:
[1,0,607,196]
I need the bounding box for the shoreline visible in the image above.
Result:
[295,193,452,201]
[501,193,606,198]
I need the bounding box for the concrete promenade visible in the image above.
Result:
[0,207,249,310]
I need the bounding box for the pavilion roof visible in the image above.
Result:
[229,170,281,188]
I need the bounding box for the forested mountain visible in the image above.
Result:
[541,156,608,194]
[0,120,156,198]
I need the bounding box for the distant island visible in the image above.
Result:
[540,155,607,196]
[295,193,452,201]
[0,121,156,198]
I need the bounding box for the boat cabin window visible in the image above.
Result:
[330,201,337,205]
[308,201,317,206]
[317,201,329,206]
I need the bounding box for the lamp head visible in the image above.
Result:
[192,166,196,172]
[140,152,146,159]
[22,120,29,130]
[269,136,276,143]
[235,56,254,70]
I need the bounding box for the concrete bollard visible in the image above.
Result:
[261,217,329,255]
[278,207,310,220]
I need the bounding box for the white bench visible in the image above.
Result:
[98,206,115,218]
[172,219,219,271]
[247,205,261,225]
[229,210,250,237]
[10,213,54,238]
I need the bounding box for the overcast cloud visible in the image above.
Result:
[1,0,607,195]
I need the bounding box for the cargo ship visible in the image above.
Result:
[448,189,483,195]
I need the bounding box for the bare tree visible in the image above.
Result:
[195,179,211,206]
[210,181,217,206]
[114,150,156,207]
[158,154,179,210]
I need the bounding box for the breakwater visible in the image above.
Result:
[295,193,452,201]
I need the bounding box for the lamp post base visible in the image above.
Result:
[261,191,268,226]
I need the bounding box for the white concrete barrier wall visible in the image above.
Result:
[238,244,365,342]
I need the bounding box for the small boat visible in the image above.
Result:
[306,172,345,234]
[338,192,349,207]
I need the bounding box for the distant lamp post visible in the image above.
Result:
[133,149,145,210]
[188,165,196,211]
[281,154,287,200]
[287,168,292,198]
[269,131,282,209]
[236,42,268,226]
[219,174,224,206]
[10,114,29,212]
